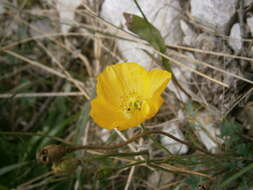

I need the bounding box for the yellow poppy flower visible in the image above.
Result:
[90,62,172,130]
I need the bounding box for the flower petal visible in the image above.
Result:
[90,96,148,131]
[90,97,126,130]
[96,67,124,106]
[96,62,149,105]
[147,69,172,98]
[113,62,149,96]
[145,96,164,118]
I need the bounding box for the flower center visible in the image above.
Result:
[120,91,144,114]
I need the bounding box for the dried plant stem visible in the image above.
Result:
[114,128,144,160]
[4,50,90,99]
[154,50,229,88]
[124,166,135,190]
[17,171,54,189]
[150,163,212,179]
[40,130,210,155]
[169,49,253,86]
[167,44,253,63]
[2,130,200,153]
[0,92,85,98]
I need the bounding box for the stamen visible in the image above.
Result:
[120,91,144,114]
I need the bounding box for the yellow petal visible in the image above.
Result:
[90,96,148,131]
[147,69,172,98]
[145,96,164,118]
[96,67,124,106]
[90,97,126,130]
[113,62,149,96]
[96,62,149,105]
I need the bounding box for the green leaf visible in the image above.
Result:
[235,143,253,157]
[183,175,201,190]
[220,120,241,138]
[123,13,166,53]
[221,162,253,188]
[123,12,171,71]
[238,179,249,190]
[0,162,28,176]
[74,102,91,190]
[0,184,9,190]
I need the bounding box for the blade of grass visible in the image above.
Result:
[220,162,253,188]
[0,162,28,176]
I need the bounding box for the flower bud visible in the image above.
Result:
[37,144,69,164]
[52,158,81,175]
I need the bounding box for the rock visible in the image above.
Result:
[228,23,242,53]
[168,65,192,103]
[247,16,253,36]
[190,0,237,31]
[247,16,253,56]
[161,122,188,154]
[193,111,223,154]
[49,0,82,33]
[0,1,6,15]
[148,170,174,188]
[100,128,111,142]
[180,20,197,46]
[245,0,253,6]
[237,101,253,134]
[30,19,55,38]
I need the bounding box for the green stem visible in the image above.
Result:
[91,150,149,160]
[117,160,146,170]
[220,162,253,188]
[133,0,149,22]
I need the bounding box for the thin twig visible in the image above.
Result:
[154,50,229,88]
[3,50,90,99]
[124,166,135,190]
[166,44,253,63]
[223,87,253,119]
[0,92,86,98]
[114,129,145,161]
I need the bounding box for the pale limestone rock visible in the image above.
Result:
[245,0,253,6]
[30,19,55,38]
[180,20,197,46]
[48,0,82,33]
[0,1,6,15]
[247,16,253,35]
[228,23,242,53]
[194,111,223,153]
[100,129,111,142]
[148,170,174,187]
[190,0,237,31]
[161,123,188,154]
[247,16,253,55]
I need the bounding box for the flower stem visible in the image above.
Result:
[37,129,211,164]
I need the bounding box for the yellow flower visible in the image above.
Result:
[90,62,172,130]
